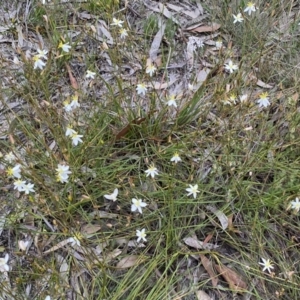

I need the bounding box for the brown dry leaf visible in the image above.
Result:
[115,110,157,140]
[116,255,146,269]
[200,254,218,287]
[196,290,212,300]
[183,236,219,250]
[206,205,229,230]
[0,270,11,299]
[143,0,180,25]
[16,25,24,48]
[127,240,147,248]
[115,116,146,140]
[165,3,182,12]
[102,248,122,263]
[57,254,69,284]
[186,43,194,67]
[95,20,114,45]
[89,210,119,219]
[81,224,101,235]
[196,2,204,14]
[43,238,72,254]
[196,68,211,86]
[184,15,209,29]
[48,140,56,151]
[182,9,200,19]
[151,74,178,90]
[256,79,273,89]
[190,23,221,33]
[94,242,109,256]
[248,73,273,89]
[70,250,85,260]
[65,63,78,90]
[166,3,200,19]
[149,23,166,61]
[291,93,299,102]
[71,268,89,298]
[215,263,247,293]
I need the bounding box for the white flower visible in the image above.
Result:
[4,151,16,163]
[58,41,71,53]
[71,132,83,146]
[145,165,158,178]
[197,40,204,48]
[64,95,80,113]
[188,84,194,91]
[86,70,96,79]
[240,94,248,102]
[186,184,200,199]
[45,296,51,300]
[0,254,9,272]
[233,13,244,23]
[70,95,80,109]
[188,36,205,51]
[36,49,48,60]
[119,28,128,39]
[259,258,274,273]
[104,188,118,202]
[13,179,26,192]
[63,100,73,112]
[166,94,177,108]
[244,2,256,15]
[171,153,181,164]
[136,83,147,96]
[223,93,237,105]
[215,40,223,49]
[33,55,46,70]
[23,183,35,194]
[136,229,147,242]
[224,60,238,73]
[56,164,71,183]
[229,94,238,104]
[111,18,124,27]
[13,57,20,65]
[69,236,81,247]
[7,164,21,178]
[146,64,156,77]
[290,197,300,212]
[257,92,270,108]
[65,126,76,137]
[131,198,147,214]
[18,240,29,251]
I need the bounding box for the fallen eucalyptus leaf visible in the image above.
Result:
[215,263,247,293]
[206,205,229,230]
[200,254,218,287]
[183,236,219,250]
[196,290,212,300]
[116,255,146,269]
